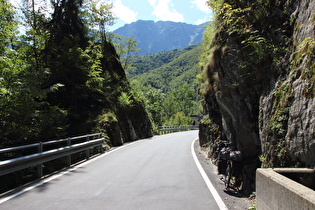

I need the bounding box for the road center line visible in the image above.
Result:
[191,138,229,210]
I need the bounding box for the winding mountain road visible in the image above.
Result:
[0,131,227,210]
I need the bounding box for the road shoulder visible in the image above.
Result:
[194,139,253,210]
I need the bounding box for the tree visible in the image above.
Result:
[0,0,151,146]
[0,0,70,146]
[20,0,50,72]
[0,0,17,53]
[0,0,24,145]
[110,34,139,70]
[83,0,115,43]
[44,0,101,134]
[161,83,200,122]
[44,0,134,135]
[163,112,193,126]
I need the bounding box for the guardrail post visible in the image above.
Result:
[67,138,71,167]
[86,135,90,160]
[99,133,104,154]
[0,133,105,178]
[37,142,43,178]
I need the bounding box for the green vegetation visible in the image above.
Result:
[0,0,202,147]
[292,37,315,98]
[201,3,290,134]
[201,0,282,97]
[126,45,196,78]
[248,202,256,210]
[266,83,293,167]
[110,34,139,70]
[125,45,202,132]
[201,0,315,170]
[130,45,201,92]
[0,0,155,193]
[0,0,150,147]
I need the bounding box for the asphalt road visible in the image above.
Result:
[0,131,224,210]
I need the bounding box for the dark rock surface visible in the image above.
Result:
[199,0,315,194]
[98,42,153,146]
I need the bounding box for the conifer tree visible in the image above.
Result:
[45,0,97,134]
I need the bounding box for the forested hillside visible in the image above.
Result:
[128,45,200,90]
[126,46,194,78]
[0,0,153,149]
[125,45,203,130]
[199,0,315,195]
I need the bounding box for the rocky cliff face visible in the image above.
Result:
[199,0,315,193]
[95,42,153,146]
[260,0,315,167]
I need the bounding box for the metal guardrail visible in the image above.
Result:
[158,125,199,134]
[0,133,104,178]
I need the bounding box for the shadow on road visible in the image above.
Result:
[0,165,87,200]
[223,188,247,198]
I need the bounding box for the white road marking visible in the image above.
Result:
[0,140,144,204]
[191,138,229,210]
[1,135,228,210]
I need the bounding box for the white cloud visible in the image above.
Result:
[191,0,210,13]
[148,0,184,22]
[195,18,208,25]
[113,0,138,24]
[148,0,157,6]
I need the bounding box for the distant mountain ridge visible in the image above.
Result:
[113,20,206,55]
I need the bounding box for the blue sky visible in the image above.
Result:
[9,0,212,31]
[110,0,213,30]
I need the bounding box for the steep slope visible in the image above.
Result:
[114,20,206,55]
[92,42,153,146]
[199,0,315,194]
[126,45,198,78]
[131,45,201,92]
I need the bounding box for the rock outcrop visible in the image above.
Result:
[96,42,153,146]
[199,0,315,193]
[259,0,315,167]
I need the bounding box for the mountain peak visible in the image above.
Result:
[113,20,207,55]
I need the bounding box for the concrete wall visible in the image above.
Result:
[256,168,315,210]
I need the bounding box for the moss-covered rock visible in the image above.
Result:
[199,0,315,194]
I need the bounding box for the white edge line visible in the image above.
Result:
[0,140,144,204]
[191,138,229,210]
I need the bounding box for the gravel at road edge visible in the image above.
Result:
[194,139,253,210]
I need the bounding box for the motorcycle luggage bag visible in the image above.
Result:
[218,159,227,174]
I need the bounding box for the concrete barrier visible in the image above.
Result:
[256,168,315,210]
